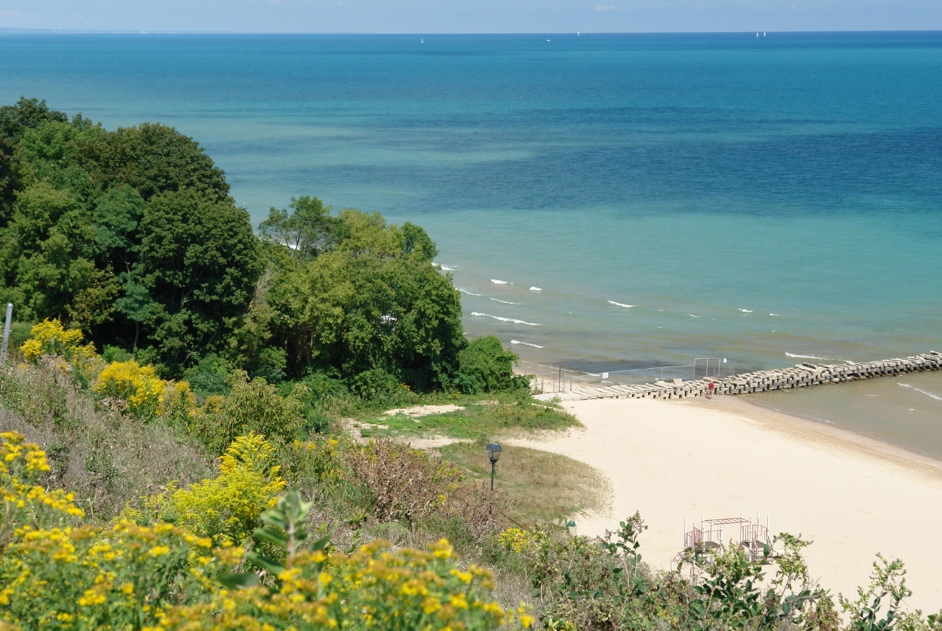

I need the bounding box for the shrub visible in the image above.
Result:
[167,433,287,547]
[181,353,232,400]
[191,370,307,455]
[93,359,196,422]
[293,369,357,432]
[350,439,462,530]
[101,344,133,363]
[0,430,233,630]
[19,318,100,384]
[0,362,214,523]
[19,318,95,364]
[282,436,349,491]
[6,321,33,355]
[348,366,417,407]
[454,336,529,395]
[0,436,530,631]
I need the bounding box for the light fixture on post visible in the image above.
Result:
[485,443,502,491]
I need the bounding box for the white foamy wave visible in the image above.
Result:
[769,313,780,317]
[687,314,701,318]
[470,312,541,326]
[439,264,454,271]
[458,287,483,296]
[490,298,519,305]
[785,352,834,360]
[738,308,753,313]
[529,286,542,292]
[491,279,508,285]
[898,383,942,401]
[608,300,635,309]
[510,339,544,349]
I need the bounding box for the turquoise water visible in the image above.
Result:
[1,31,941,453]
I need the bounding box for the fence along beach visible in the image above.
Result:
[529,351,942,402]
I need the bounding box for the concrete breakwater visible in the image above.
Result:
[542,352,942,401]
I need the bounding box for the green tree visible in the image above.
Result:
[0,98,68,224]
[79,122,231,203]
[269,209,464,390]
[16,116,105,204]
[0,181,117,329]
[258,195,345,259]
[137,188,261,372]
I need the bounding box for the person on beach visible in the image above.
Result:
[707,380,715,400]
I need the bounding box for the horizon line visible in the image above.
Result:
[2,28,941,36]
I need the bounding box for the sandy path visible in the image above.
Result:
[503,396,942,613]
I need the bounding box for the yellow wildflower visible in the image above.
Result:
[431,539,453,560]
[78,589,106,607]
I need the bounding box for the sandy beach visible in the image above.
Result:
[505,395,942,613]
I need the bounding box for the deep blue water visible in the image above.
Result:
[2,31,942,454]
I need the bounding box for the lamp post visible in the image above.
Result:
[485,443,502,491]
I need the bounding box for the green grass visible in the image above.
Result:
[438,441,611,525]
[353,393,580,440]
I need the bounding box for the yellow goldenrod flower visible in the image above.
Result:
[431,539,452,560]
[78,589,106,607]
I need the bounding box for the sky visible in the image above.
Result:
[1,0,940,34]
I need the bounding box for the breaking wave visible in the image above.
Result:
[785,352,835,360]
[898,383,942,401]
[608,300,635,309]
[470,312,541,326]
[511,339,544,348]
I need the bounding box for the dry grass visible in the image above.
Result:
[0,361,215,522]
[437,441,611,526]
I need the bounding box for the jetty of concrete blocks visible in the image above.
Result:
[543,351,942,401]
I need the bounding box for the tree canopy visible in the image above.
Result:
[259,205,464,389]
[0,99,258,374]
[0,97,524,395]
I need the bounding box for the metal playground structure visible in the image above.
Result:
[674,513,775,571]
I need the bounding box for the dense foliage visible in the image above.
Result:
[0,98,257,374]
[258,204,465,388]
[0,97,527,396]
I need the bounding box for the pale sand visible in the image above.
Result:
[503,395,942,613]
